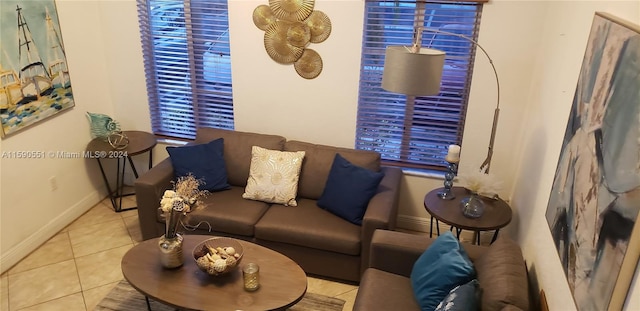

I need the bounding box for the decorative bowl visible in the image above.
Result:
[193,237,244,276]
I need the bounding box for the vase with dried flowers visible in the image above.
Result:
[158,174,208,268]
[457,169,502,218]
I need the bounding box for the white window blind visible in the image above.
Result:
[137,0,234,139]
[356,0,483,170]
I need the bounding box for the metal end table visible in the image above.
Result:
[424,186,512,244]
[86,131,157,212]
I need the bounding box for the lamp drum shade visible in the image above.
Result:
[382,46,446,96]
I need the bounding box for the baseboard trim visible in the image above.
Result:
[1,191,103,274]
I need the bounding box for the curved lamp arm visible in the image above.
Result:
[421,27,501,173]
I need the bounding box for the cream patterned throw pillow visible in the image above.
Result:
[242,146,305,206]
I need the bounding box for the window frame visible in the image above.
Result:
[137,0,235,141]
[356,0,484,171]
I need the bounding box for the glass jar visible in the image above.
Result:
[158,233,184,269]
[460,193,485,218]
[243,263,260,291]
[158,208,184,269]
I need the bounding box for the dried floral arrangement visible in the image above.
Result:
[160,174,209,214]
[457,168,503,199]
[159,174,210,238]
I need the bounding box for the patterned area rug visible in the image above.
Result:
[95,280,345,311]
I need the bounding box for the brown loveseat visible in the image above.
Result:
[354,230,530,310]
[135,127,402,282]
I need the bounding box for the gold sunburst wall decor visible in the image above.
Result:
[253,0,331,79]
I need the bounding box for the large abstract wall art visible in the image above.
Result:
[545,12,640,311]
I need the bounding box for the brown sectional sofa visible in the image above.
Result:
[135,127,403,282]
[354,230,530,310]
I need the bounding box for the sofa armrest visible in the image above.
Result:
[360,166,402,276]
[135,157,174,240]
[368,229,488,277]
[368,230,433,277]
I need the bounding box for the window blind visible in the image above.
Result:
[137,0,234,140]
[356,0,482,170]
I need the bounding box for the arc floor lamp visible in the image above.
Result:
[382,26,501,173]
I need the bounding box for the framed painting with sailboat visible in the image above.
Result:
[0,0,74,137]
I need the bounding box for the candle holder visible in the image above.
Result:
[243,263,260,292]
[438,160,458,200]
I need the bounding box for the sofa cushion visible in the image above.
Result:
[435,279,480,311]
[254,198,361,255]
[242,146,305,206]
[318,153,384,225]
[410,232,476,311]
[180,186,270,237]
[354,268,420,311]
[284,140,381,200]
[474,237,529,311]
[166,138,230,191]
[194,128,286,187]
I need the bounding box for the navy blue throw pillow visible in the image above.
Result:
[317,153,384,225]
[410,232,476,311]
[435,279,480,311]
[166,138,230,192]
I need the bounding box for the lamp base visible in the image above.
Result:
[437,190,456,200]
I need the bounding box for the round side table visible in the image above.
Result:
[86,131,157,212]
[424,186,512,244]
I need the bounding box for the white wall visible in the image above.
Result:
[96,0,151,131]
[511,2,640,310]
[0,0,117,271]
[228,0,365,148]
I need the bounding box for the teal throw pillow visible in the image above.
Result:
[435,279,480,311]
[317,153,384,225]
[410,232,476,311]
[166,138,230,192]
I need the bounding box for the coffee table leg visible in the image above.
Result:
[145,296,152,311]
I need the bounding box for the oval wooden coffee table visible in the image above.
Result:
[121,235,307,310]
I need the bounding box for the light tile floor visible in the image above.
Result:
[0,196,359,310]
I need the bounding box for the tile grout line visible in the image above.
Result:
[68,229,91,311]
[4,201,133,310]
[330,287,358,298]
[8,231,82,311]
